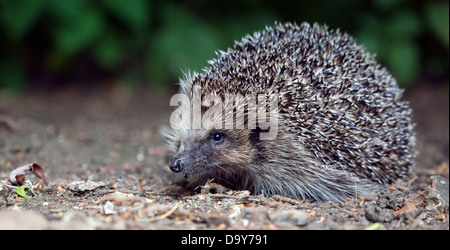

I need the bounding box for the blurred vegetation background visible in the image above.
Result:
[0,0,448,92]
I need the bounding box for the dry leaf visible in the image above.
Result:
[8,163,48,186]
[394,203,416,214]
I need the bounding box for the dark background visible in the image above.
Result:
[0,0,448,93]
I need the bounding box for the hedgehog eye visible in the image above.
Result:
[210,132,224,143]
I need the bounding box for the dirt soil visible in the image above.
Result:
[0,82,448,230]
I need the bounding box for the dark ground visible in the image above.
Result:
[0,81,448,230]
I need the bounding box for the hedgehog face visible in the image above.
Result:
[168,127,255,176]
[166,81,275,177]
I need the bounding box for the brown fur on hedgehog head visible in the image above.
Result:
[165,82,261,180]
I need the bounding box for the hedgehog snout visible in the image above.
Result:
[169,157,184,173]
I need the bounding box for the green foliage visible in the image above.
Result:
[425,1,449,50]
[0,59,26,93]
[0,0,46,40]
[0,0,448,91]
[101,0,149,32]
[54,9,104,55]
[356,8,423,84]
[147,3,222,84]
[15,184,36,199]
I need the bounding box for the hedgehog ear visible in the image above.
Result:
[249,126,270,144]
[249,127,261,144]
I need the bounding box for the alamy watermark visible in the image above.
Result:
[170,85,279,140]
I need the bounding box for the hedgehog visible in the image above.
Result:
[164,22,416,201]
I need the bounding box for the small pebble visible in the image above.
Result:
[426,175,449,212]
[104,201,116,215]
[268,209,308,227]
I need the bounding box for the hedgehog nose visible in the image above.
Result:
[169,157,184,173]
